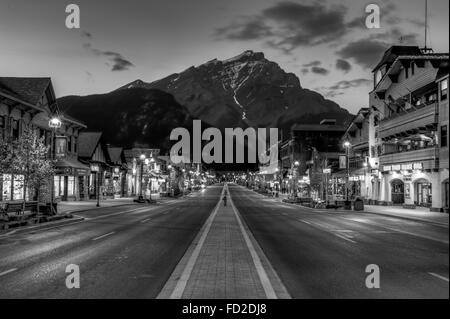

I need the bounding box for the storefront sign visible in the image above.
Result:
[323,169,331,174]
[382,166,391,172]
[90,164,100,172]
[391,165,401,171]
[404,175,412,182]
[413,163,423,170]
[401,164,413,170]
[339,156,347,169]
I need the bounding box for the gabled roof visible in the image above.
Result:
[78,132,103,158]
[372,46,422,72]
[107,147,124,164]
[0,77,51,105]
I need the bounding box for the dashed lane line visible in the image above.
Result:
[0,268,18,277]
[92,232,115,241]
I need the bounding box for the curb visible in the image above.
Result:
[0,216,85,237]
[246,187,448,227]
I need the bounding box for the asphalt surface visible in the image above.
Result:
[229,185,449,299]
[0,184,448,299]
[0,187,221,298]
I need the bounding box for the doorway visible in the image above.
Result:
[391,179,404,205]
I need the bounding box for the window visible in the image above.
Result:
[68,136,72,153]
[73,137,78,153]
[442,125,448,148]
[441,79,448,101]
[405,67,409,79]
[411,62,415,76]
[11,119,19,139]
[0,116,5,140]
[67,176,75,196]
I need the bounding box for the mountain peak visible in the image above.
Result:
[221,50,265,64]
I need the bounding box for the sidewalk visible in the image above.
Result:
[57,197,137,215]
[246,187,449,226]
[364,205,449,226]
[159,185,289,299]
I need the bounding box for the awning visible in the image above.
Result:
[55,158,90,176]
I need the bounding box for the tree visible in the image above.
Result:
[10,127,55,215]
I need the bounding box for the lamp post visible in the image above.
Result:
[293,160,300,198]
[139,154,146,200]
[148,156,155,202]
[344,141,351,202]
[48,117,62,214]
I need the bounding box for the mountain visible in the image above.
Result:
[58,88,194,152]
[118,50,352,130]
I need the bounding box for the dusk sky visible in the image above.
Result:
[1,0,448,114]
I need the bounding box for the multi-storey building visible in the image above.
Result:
[0,77,87,202]
[340,108,372,201]
[370,46,449,212]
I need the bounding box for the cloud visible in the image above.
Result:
[327,78,372,90]
[83,42,134,72]
[215,18,272,40]
[302,60,321,67]
[311,66,330,75]
[81,31,92,38]
[337,39,389,69]
[336,59,351,73]
[216,2,349,52]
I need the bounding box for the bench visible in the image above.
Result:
[1,202,38,222]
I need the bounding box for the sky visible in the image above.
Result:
[0,0,448,114]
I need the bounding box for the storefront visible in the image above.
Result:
[54,159,90,201]
[1,174,28,201]
[415,179,432,207]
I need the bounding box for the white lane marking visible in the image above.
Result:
[334,233,357,244]
[428,272,449,283]
[228,185,278,299]
[170,186,226,299]
[92,232,115,241]
[345,217,449,245]
[299,220,357,244]
[0,268,18,277]
[140,218,151,224]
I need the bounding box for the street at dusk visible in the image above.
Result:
[0,184,447,299]
[0,0,449,312]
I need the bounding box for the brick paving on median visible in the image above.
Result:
[181,189,267,299]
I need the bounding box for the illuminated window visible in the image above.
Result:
[68,176,75,196]
[441,79,448,101]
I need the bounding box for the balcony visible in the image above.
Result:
[379,102,438,140]
[380,146,439,169]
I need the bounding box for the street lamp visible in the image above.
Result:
[293,161,300,198]
[343,141,351,202]
[48,117,62,214]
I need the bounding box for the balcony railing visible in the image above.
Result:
[379,102,438,140]
[380,146,439,169]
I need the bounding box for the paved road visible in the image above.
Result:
[229,185,449,299]
[0,184,448,298]
[0,187,221,298]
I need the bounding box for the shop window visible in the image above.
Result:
[441,79,448,101]
[442,125,448,148]
[54,176,60,198]
[2,174,12,201]
[13,175,24,200]
[68,176,75,196]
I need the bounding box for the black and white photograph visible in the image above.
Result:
[0,0,448,310]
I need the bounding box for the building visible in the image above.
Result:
[78,132,112,200]
[279,120,346,199]
[107,146,128,198]
[339,108,372,201]
[370,45,449,212]
[0,77,88,202]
